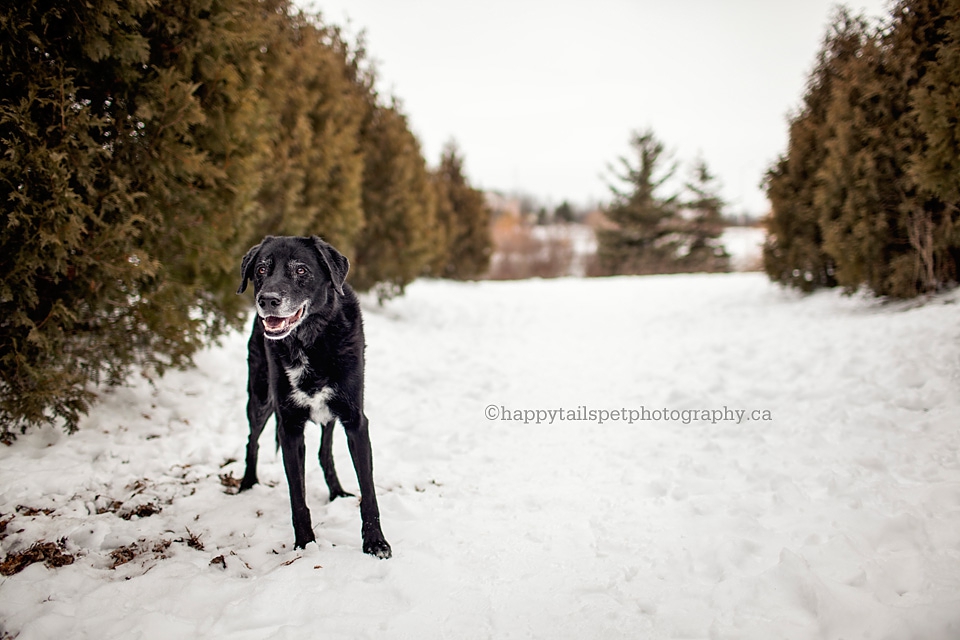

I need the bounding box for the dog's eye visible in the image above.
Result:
[256,266,266,275]
[296,266,307,276]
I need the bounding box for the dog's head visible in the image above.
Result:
[237,236,350,340]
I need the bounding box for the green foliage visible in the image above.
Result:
[682,159,731,273]
[554,201,576,224]
[763,8,867,291]
[764,1,960,298]
[911,0,960,204]
[595,129,680,275]
[252,11,367,252]
[0,0,271,438]
[0,0,487,438]
[351,101,439,299]
[428,141,492,280]
[907,0,960,292]
[595,129,729,276]
[814,13,897,294]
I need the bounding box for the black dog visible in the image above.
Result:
[236,235,391,559]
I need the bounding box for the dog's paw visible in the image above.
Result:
[294,534,317,550]
[363,537,392,559]
[327,489,355,502]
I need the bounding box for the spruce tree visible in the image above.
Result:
[681,159,731,273]
[595,128,682,275]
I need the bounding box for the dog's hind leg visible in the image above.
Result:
[240,395,271,491]
[319,419,354,501]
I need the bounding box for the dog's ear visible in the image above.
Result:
[237,240,263,294]
[311,236,349,296]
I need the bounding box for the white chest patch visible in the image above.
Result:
[285,365,336,426]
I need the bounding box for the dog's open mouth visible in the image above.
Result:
[262,302,307,338]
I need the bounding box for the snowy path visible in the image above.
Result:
[1,273,959,639]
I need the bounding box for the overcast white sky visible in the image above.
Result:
[311,0,891,216]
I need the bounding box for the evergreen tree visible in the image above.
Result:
[681,159,731,273]
[813,14,896,293]
[123,0,274,346]
[554,201,576,224]
[351,100,439,299]
[884,0,958,295]
[763,9,866,291]
[817,0,956,297]
[595,128,683,275]
[765,1,960,297]
[429,142,492,279]
[0,0,485,437]
[253,12,366,253]
[1,0,149,435]
[911,0,960,204]
[908,0,960,287]
[0,0,272,437]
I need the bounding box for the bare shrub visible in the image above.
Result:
[487,216,575,280]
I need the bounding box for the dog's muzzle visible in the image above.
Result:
[258,299,308,340]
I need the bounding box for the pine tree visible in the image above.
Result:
[595,128,683,275]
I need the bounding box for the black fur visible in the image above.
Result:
[237,235,391,559]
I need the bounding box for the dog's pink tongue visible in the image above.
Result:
[264,316,286,332]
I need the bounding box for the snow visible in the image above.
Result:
[2,273,960,639]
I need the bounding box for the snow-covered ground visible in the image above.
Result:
[2,273,960,639]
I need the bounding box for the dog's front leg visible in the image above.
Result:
[277,408,315,549]
[343,413,392,559]
[240,321,271,491]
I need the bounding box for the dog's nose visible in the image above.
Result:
[257,292,282,310]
